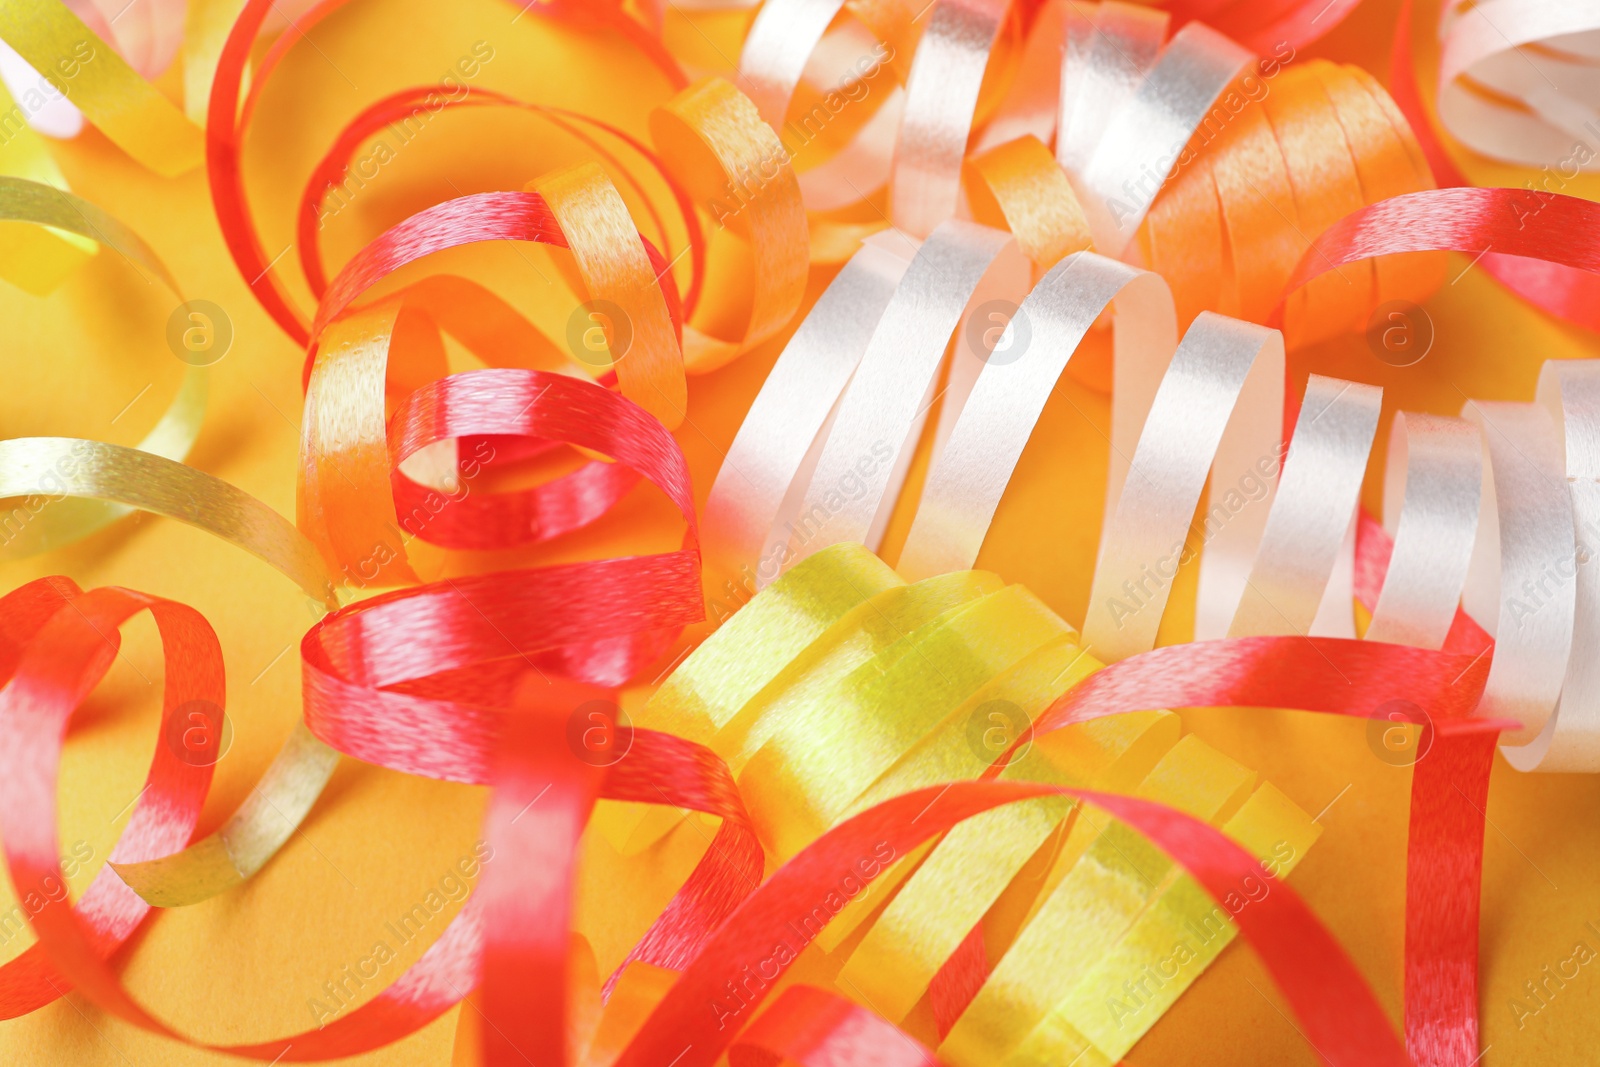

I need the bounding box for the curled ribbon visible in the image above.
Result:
[739,0,1445,353]
[1434,0,1600,170]
[2,3,1599,1067]
[0,177,208,559]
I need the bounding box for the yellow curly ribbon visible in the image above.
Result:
[0,176,208,558]
[0,81,96,293]
[0,0,203,175]
[607,542,1319,1064]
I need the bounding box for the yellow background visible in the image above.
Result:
[0,0,1596,1063]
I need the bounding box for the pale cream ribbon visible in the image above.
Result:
[704,211,1600,771]
[1438,0,1600,170]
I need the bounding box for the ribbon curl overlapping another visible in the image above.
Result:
[0,0,1597,1065]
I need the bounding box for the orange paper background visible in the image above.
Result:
[0,1,1596,1063]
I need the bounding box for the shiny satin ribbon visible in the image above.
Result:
[701,233,914,599]
[694,211,1529,1067]
[694,194,1600,1067]
[712,229,1323,660]
[0,445,342,1013]
[738,0,906,225]
[0,578,223,1019]
[0,437,344,911]
[296,188,677,581]
[109,12,800,914]
[611,530,1334,1066]
[3,342,1536,1067]
[1273,180,1600,768]
[0,86,96,292]
[1435,0,1600,170]
[0,550,1382,1067]
[0,495,1356,1062]
[716,199,1600,764]
[0,0,202,174]
[1064,14,1253,256]
[739,0,1442,348]
[1229,374,1380,639]
[702,219,1029,595]
[583,542,1427,1067]
[210,0,804,363]
[0,361,719,1053]
[0,176,208,559]
[897,251,1174,582]
[1389,0,1600,333]
[295,85,705,322]
[5,5,1598,1067]
[889,0,1010,237]
[1084,312,1285,657]
[1366,412,1483,649]
[1460,399,1573,750]
[1163,0,1367,52]
[129,357,709,910]
[1523,362,1600,770]
[17,165,712,918]
[727,985,941,1067]
[781,219,1028,557]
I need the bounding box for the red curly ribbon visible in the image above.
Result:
[1384,0,1600,332]
[728,985,942,1067]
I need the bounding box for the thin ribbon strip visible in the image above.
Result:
[0,515,1440,1067]
[0,579,220,1018]
[3,8,1587,1067]
[1434,0,1600,170]
[124,359,710,909]
[0,177,208,559]
[209,0,805,369]
[694,186,1600,1065]
[727,985,941,1067]
[0,437,345,911]
[613,778,1409,1067]
[0,0,202,174]
[1389,0,1600,333]
[0,91,96,293]
[295,189,679,581]
[0,361,725,1054]
[296,85,704,320]
[740,0,1441,347]
[1164,0,1366,51]
[105,12,802,906]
